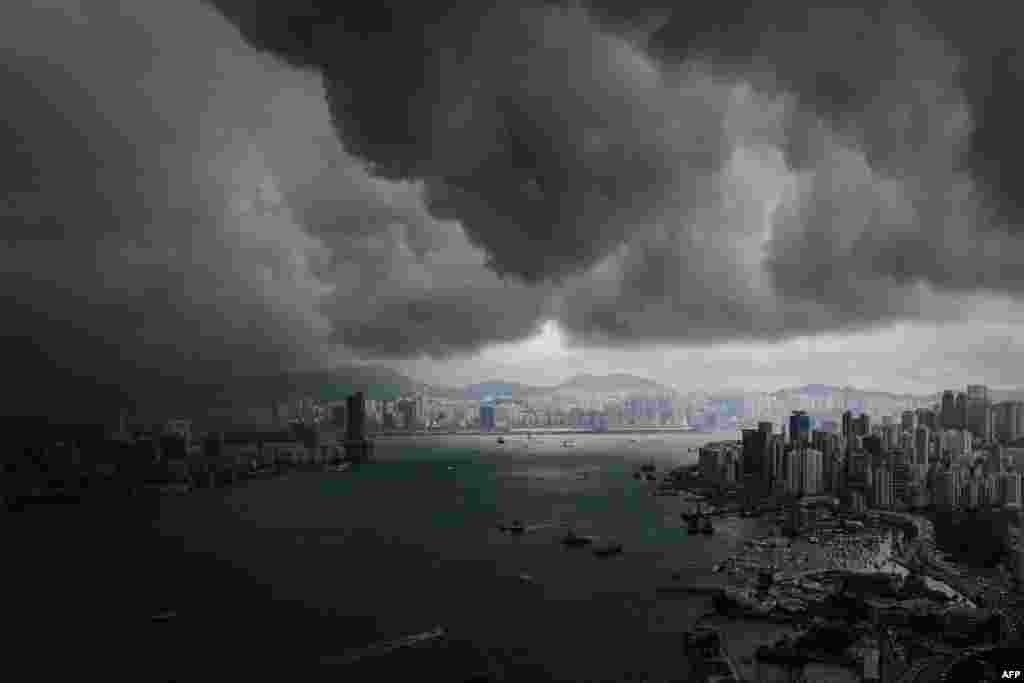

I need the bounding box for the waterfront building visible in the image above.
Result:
[967,477,982,510]
[901,411,915,432]
[479,404,496,432]
[699,441,742,483]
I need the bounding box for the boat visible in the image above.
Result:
[712,563,724,574]
[683,626,742,683]
[592,540,623,557]
[518,573,534,583]
[497,437,505,445]
[632,472,642,480]
[640,461,656,473]
[562,439,576,448]
[497,520,526,534]
[325,626,447,665]
[328,462,351,472]
[151,609,177,622]
[562,530,596,547]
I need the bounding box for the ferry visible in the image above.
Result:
[497,437,505,445]
[562,530,596,547]
[326,626,447,665]
[497,520,526,534]
[592,540,624,557]
[562,439,576,448]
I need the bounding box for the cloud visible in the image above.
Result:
[209,0,1024,351]
[0,1,554,418]
[6,0,1024,421]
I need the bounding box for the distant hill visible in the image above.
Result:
[555,373,676,395]
[462,381,544,400]
[770,384,935,401]
[455,374,678,401]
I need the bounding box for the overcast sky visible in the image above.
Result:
[4,1,1024,417]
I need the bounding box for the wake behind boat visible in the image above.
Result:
[322,626,447,666]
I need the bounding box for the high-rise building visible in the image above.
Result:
[789,411,811,445]
[940,390,957,430]
[742,428,767,480]
[842,411,853,441]
[479,404,496,432]
[892,459,910,506]
[786,447,803,495]
[967,385,990,441]
[863,434,883,462]
[916,408,937,431]
[954,392,969,431]
[345,392,367,441]
[1000,472,1022,509]
[873,465,893,508]
[994,401,1024,443]
[854,414,871,437]
[901,411,915,432]
[803,448,823,496]
[914,426,930,466]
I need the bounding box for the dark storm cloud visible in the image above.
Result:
[0,1,554,418]
[209,0,1024,350]
[0,1,339,417]
[8,0,1024,421]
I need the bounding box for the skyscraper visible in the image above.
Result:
[842,410,853,440]
[916,408,937,431]
[914,426,930,466]
[742,428,768,480]
[854,414,871,437]
[940,390,957,429]
[950,393,966,430]
[967,385,991,441]
[479,403,496,432]
[901,411,915,432]
[789,411,811,445]
[994,401,1024,443]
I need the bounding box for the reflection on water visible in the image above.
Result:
[150,432,758,680]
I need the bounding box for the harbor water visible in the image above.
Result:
[14,431,827,681]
